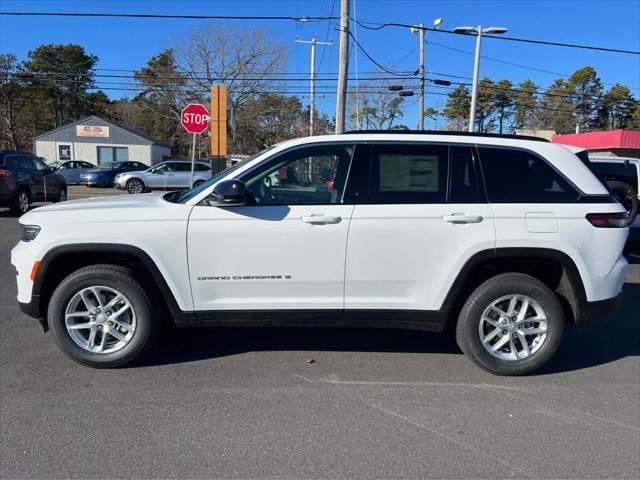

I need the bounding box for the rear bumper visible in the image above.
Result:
[576,291,623,324]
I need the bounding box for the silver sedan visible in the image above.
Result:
[114,160,212,194]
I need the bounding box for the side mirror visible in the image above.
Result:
[206,179,246,206]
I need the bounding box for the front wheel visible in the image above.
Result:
[456,273,563,376]
[10,189,30,214]
[126,179,145,194]
[55,187,67,203]
[193,180,205,188]
[48,265,157,368]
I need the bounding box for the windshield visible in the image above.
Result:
[49,161,63,170]
[99,162,120,170]
[173,147,275,203]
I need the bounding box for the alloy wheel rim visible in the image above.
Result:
[478,294,548,361]
[65,286,137,354]
[18,192,29,212]
[128,181,143,194]
[60,190,66,201]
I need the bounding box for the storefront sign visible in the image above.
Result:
[76,125,110,137]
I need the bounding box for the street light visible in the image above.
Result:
[453,25,508,132]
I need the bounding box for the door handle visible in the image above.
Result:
[442,213,483,224]
[301,214,342,225]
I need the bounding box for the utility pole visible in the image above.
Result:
[418,24,425,129]
[335,0,350,134]
[296,37,333,136]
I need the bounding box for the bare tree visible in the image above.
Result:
[346,78,410,130]
[174,24,288,110]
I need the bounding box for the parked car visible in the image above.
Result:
[12,131,628,375]
[49,160,96,184]
[79,161,148,188]
[588,156,639,229]
[0,150,67,214]
[113,160,211,194]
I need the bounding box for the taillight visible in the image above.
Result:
[585,212,628,228]
[0,169,11,176]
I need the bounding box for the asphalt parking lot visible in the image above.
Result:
[1,187,639,479]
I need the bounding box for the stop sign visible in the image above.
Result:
[181,103,209,134]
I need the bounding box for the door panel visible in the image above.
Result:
[188,204,354,310]
[345,203,495,311]
[344,143,496,312]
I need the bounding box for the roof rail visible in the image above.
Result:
[342,129,550,143]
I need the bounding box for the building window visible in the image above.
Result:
[58,144,72,161]
[97,146,129,164]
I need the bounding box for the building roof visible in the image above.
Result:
[552,130,640,150]
[33,115,172,148]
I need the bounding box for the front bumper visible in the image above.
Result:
[79,176,110,187]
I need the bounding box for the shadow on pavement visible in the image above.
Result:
[141,280,639,373]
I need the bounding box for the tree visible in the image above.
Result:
[442,85,470,131]
[475,77,497,132]
[533,79,575,133]
[424,107,439,129]
[132,49,192,156]
[0,53,25,149]
[567,66,603,131]
[492,79,517,134]
[346,81,407,130]
[514,79,538,131]
[596,84,637,129]
[234,94,307,152]
[172,24,288,154]
[21,44,98,128]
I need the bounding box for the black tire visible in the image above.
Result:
[126,178,145,194]
[455,273,563,376]
[193,180,205,188]
[10,188,30,215]
[54,187,67,203]
[48,265,157,368]
[607,181,639,225]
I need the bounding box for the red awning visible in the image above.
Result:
[552,130,640,150]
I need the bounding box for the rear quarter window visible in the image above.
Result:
[478,147,579,203]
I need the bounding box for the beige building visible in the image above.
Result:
[34,116,171,166]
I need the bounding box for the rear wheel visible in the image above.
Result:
[193,180,205,188]
[10,189,30,214]
[456,273,563,376]
[48,265,157,368]
[607,181,638,225]
[126,178,145,194]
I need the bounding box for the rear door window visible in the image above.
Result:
[367,144,448,204]
[448,146,482,203]
[478,147,579,203]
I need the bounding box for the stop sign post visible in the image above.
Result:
[181,103,210,187]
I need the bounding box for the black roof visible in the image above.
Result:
[342,130,550,143]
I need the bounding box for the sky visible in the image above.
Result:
[1,0,639,129]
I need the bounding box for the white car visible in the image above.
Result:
[11,131,629,375]
[114,160,212,194]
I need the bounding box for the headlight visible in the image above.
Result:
[21,224,41,242]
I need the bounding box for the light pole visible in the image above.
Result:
[411,18,442,130]
[453,25,507,132]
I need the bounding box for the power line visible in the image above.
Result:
[352,19,640,55]
[0,11,336,22]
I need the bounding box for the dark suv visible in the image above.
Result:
[0,151,67,214]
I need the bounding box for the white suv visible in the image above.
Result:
[11,132,629,375]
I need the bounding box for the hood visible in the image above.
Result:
[20,192,172,223]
